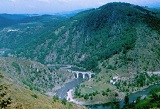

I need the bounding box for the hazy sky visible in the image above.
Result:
[0,0,160,14]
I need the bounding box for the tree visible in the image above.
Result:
[136,96,140,103]
[75,88,80,97]
[124,94,129,106]
[53,95,59,102]
[31,94,38,98]
[115,102,120,109]
[90,96,93,100]
[0,97,12,108]
[62,98,67,105]
[84,94,89,100]
[115,93,119,97]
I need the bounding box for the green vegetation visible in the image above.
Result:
[0,69,86,109]
[11,62,21,72]
[124,94,129,106]
[0,97,12,108]
[0,14,28,28]
[10,3,160,76]
[73,72,119,103]
[115,72,160,93]
[31,94,38,98]
[61,98,67,105]
[53,95,59,102]
[0,15,66,49]
[123,87,160,109]
[0,57,74,94]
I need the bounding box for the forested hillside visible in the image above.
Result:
[0,14,29,28]
[13,3,160,73]
[0,15,66,49]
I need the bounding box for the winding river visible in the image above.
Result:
[55,66,160,109]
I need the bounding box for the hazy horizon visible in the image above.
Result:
[0,0,160,14]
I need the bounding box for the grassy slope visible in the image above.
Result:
[0,69,86,109]
[0,57,74,94]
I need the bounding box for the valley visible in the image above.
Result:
[0,67,86,109]
[0,2,160,109]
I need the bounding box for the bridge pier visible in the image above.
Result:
[89,74,92,78]
[76,72,79,78]
[82,74,85,79]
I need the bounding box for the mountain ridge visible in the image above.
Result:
[12,2,160,72]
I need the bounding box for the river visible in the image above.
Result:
[55,65,87,99]
[56,78,84,99]
[87,84,160,109]
[55,66,160,109]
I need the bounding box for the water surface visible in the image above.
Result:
[87,84,160,109]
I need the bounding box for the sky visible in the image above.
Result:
[0,0,160,14]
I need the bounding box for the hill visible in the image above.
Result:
[0,14,29,28]
[0,68,86,109]
[0,14,66,49]
[0,57,75,94]
[13,2,160,72]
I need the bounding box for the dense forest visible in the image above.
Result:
[9,3,160,74]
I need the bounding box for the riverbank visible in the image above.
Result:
[50,66,89,99]
[66,88,104,105]
[66,84,160,106]
[67,89,85,105]
[130,82,160,95]
[46,77,76,97]
[45,65,77,97]
[66,88,124,105]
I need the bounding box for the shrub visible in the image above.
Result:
[31,94,38,98]
[62,98,67,105]
[53,96,59,101]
